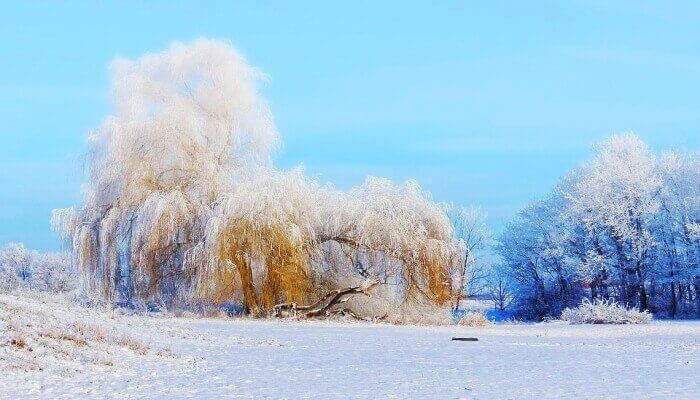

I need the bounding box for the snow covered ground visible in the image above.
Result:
[1,293,698,399]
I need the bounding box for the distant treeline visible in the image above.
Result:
[497,134,699,319]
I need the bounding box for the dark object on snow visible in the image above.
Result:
[452,337,479,341]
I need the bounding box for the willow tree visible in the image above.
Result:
[196,170,320,313]
[54,39,460,317]
[53,39,276,307]
[314,178,458,305]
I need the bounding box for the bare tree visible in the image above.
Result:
[488,265,514,311]
[449,205,491,311]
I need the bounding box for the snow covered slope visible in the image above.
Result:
[1,293,698,399]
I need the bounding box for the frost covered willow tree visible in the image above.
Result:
[53,39,460,314]
[498,133,700,319]
[53,39,277,308]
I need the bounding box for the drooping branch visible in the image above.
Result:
[54,40,462,318]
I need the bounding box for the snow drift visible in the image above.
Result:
[560,298,652,325]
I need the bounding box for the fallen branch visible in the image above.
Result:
[272,281,382,320]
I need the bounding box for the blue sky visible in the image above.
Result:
[2,1,699,250]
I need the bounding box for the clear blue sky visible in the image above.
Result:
[1,1,699,250]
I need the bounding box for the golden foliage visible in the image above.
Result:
[52,40,464,318]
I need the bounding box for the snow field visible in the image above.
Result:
[1,293,698,399]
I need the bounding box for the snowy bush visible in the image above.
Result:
[560,298,652,325]
[0,243,75,294]
[30,252,75,292]
[0,266,21,293]
[0,243,32,291]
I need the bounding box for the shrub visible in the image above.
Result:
[560,298,652,324]
[0,267,22,293]
[0,243,75,294]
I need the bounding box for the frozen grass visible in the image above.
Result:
[0,292,173,376]
[560,298,652,324]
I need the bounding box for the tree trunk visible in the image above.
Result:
[639,283,648,311]
[636,266,648,311]
[452,249,469,311]
[670,282,677,318]
[235,256,259,314]
[694,277,700,318]
[273,282,379,320]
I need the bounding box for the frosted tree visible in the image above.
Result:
[196,169,321,313]
[655,152,700,316]
[0,243,74,293]
[0,243,34,287]
[498,191,584,318]
[53,39,460,317]
[325,178,458,306]
[567,133,660,310]
[53,39,279,307]
[499,133,699,319]
[30,252,75,293]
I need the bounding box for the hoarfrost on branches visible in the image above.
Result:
[498,133,700,319]
[560,298,652,325]
[0,243,75,293]
[52,39,462,319]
